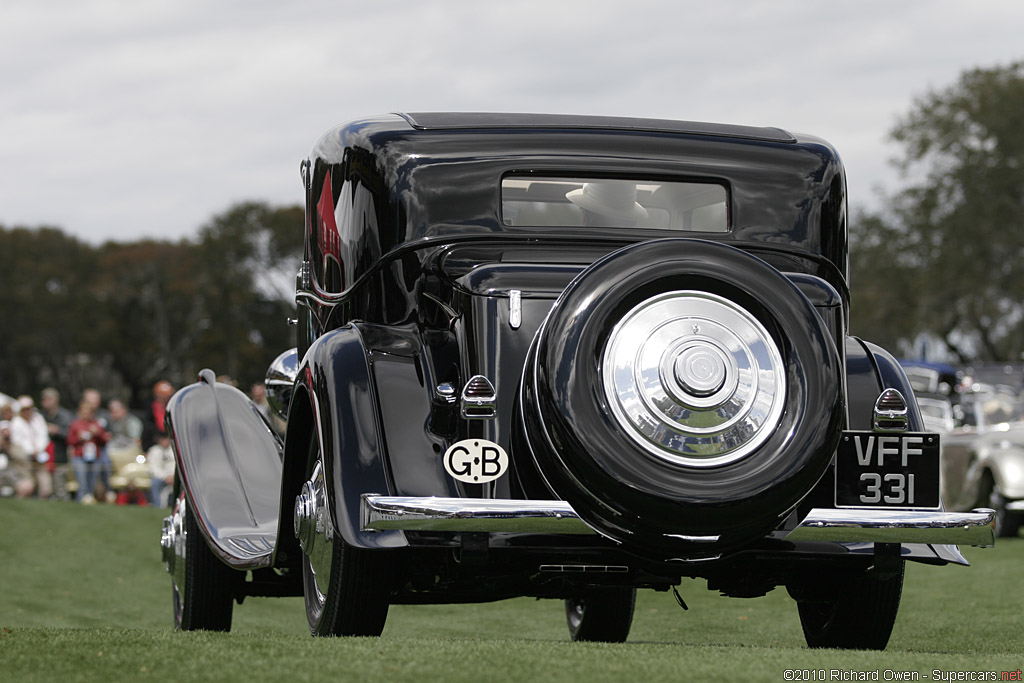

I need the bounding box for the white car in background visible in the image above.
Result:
[941,389,1024,537]
[917,395,955,434]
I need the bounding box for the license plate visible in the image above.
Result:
[834,431,940,509]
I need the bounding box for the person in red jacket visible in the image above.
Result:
[67,400,110,503]
[142,380,174,450]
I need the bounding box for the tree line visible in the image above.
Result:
[0,202,303,408]
[850,61,1024,364]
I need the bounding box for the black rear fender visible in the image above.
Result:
[281,325,408,551]
[845,338,925,432]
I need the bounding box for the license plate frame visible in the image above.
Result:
[834,431,941,509]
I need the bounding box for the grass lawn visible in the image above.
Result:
[1,498,1021,682]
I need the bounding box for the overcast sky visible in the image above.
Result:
[2,0,1023,243]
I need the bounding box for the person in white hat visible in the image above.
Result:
[565,180,649,227]
[9,395,53,498]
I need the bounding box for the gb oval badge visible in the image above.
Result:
[443,439,509,484]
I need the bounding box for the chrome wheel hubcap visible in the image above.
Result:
[295,458,333,603]
[602,290,786,467]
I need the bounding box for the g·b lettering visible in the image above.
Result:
[442,439,509,484]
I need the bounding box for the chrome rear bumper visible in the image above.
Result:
[361,495,996,547]
[784,507,995,547]
[361,495,593,534]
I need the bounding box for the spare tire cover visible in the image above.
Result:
[519,238,844,554]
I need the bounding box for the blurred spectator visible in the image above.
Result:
[147,433,175,507]
[68,400,110,503]
[82,388,112,493]
[40,388,73,500]
[0,401,10,452]
[251,382,270,420]
[81,389,110,426]
[115,480,149,506]
[10,396,53,499]
[0,401,31,497]
[143,380,174,450]
[108,399,143,453]
[108,398,146,496]
[1,401,12,451]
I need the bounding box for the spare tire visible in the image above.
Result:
[517,238,844,555]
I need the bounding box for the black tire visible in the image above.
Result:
[565,588,636,643]
[519,238,844,553]
[796,562,904,650]
[172,495,235,631]
[301,432,391,637]
[986,479,1021,539]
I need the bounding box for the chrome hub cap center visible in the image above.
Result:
[673,344,728,398]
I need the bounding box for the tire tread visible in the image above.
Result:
[797,562,904,650]
[566,588,636,643]
[177,502,234,631]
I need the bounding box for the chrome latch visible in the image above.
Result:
[873,388,909,432]
[508,290,522,330]
[461,375,497,419]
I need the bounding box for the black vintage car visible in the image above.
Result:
[160,113,994,650]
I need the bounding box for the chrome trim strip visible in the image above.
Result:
[665,534,720,543]
[785,507,995,547]
[539,564,629,573]
[361,495,596,534]
[296,290,341,308]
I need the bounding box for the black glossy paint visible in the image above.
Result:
[296,115,851,549]
[292,325,408,549]
[175,113,949,589]
[304,113,849,317]
[290,114,936,560]
[157,112,958,610]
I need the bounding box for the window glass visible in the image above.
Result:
[501,177,728,232]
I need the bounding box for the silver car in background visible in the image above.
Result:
[942,389,1024,537]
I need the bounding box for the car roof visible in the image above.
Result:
[308,113,849,294]
[399,112,797,143]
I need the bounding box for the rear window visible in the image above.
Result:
[501,177,729,232]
